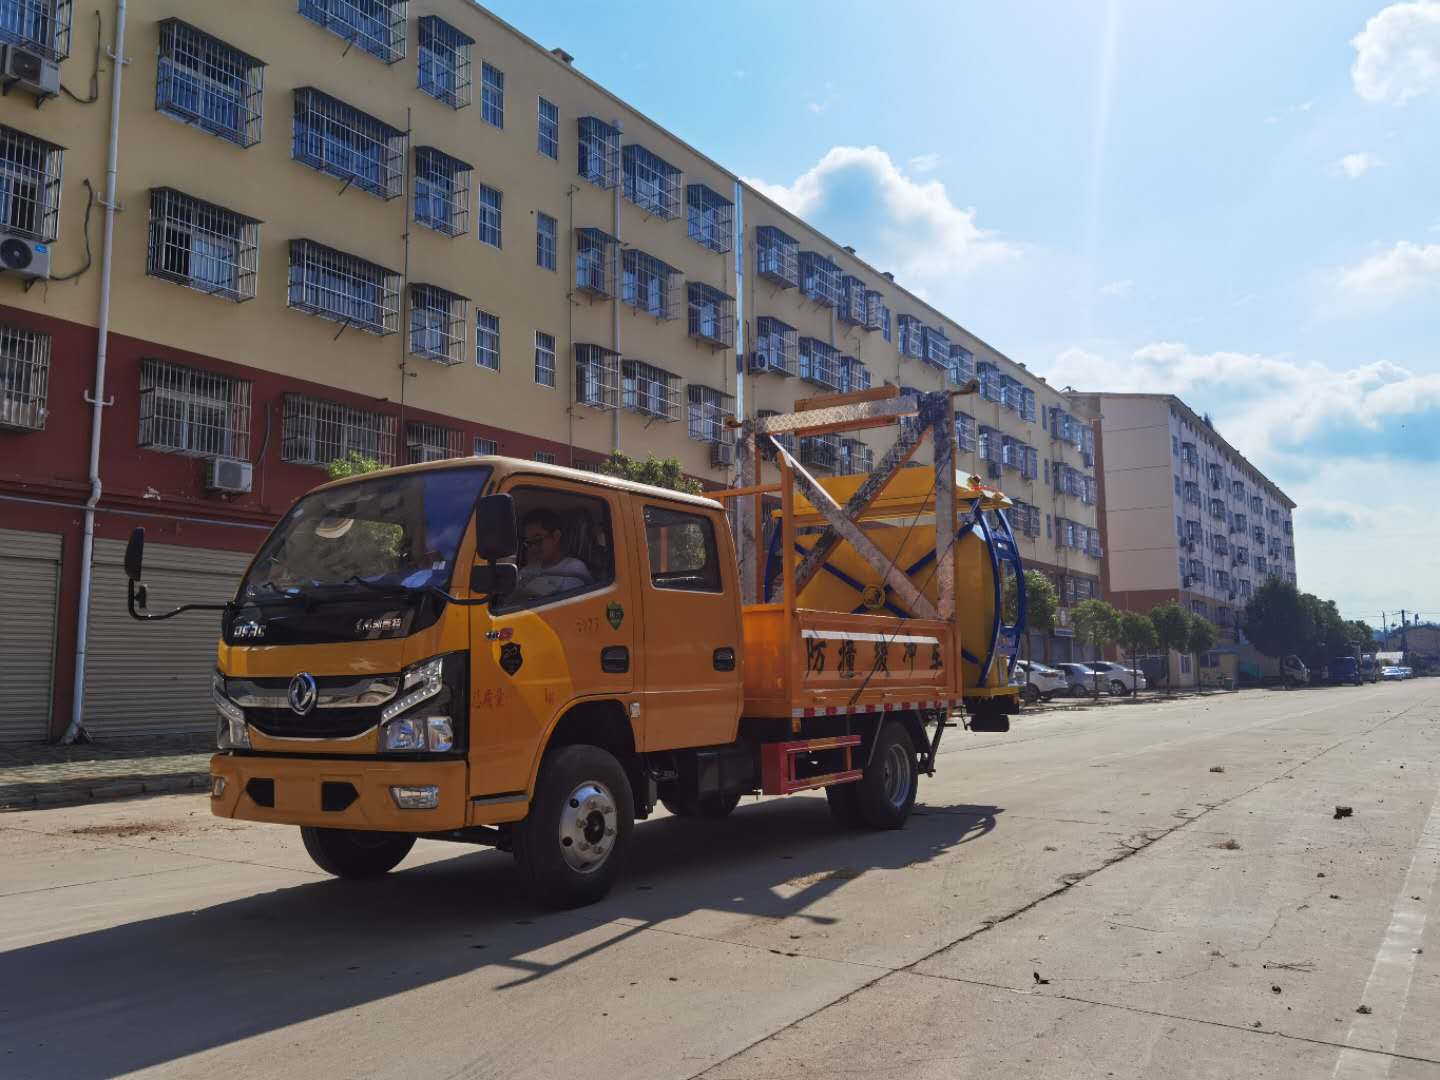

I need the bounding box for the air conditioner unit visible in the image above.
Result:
[1,44,60,100]
[710,441,734,467]
[206,457,253,494]
[749,353,771,374]
[0,231,50,280]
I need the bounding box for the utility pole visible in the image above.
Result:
[1400,609,1408,656]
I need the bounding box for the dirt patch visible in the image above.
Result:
[70,821,186,840]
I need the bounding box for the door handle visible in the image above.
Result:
[601,646,629,674]
[713,647,736,672]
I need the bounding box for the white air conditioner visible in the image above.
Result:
[710,441,734,467]
[1,44,60,100]
[206,457,253,494]
[749,353,771,374]
[0,231,50,280]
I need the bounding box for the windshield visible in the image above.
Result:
[240,466,491,600]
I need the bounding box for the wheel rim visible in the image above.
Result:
[1111,680,1125,696]
[880,742,912,810]
[557,780,618,874]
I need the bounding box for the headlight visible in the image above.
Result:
[378,655,463,753]
[381,715,454,752]
[381,656,446,722]
[213,671,250,749]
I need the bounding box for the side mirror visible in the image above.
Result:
[470,561,517,598]
[124,527,145,582]
[474,493,517,561]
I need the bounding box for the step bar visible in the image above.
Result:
[760,734,863,795]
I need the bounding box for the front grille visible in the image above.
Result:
[245,706,378,740]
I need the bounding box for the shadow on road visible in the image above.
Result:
[0,794,1001,1077]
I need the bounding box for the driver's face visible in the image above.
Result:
[523,527,561,564]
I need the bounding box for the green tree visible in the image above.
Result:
[321,452,401,573]
[326,451,384,480]
[1072,599,1121,696]
[1343,620,1375,652]
[1003,570,1058,662]
[599,451,703,495]
[1150,600,1192,693]
[1186,615,1218,693]
[1242,578,1309,661]
[1299,593,1349,670]
[1117,611,1157,694]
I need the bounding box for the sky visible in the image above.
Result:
[485,0,1440,627]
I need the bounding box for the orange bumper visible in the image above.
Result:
[209,754,469,832]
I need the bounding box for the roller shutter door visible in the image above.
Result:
[83,537,256,737]
[0,528,62,743]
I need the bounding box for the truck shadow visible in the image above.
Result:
[0,796,1000,1078]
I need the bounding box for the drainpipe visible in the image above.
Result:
[731,179,744,486]
[610,120,622,455]
[62,0,126,744]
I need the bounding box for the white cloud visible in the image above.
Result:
[1351,1,1440,105]
[740,146,1017,284]
[806,101,824,114]
[907,153,941,174]
[1099,279,1134,297]
[1338,151,1385,177]
[1335,240,1440,304]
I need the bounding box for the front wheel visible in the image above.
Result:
[846,721,918,829]
[1072,684,1089,699]
[1109,679,1129,697]
[1021,683,1041,704]
[514,744,634,908]
[300,827,415,879]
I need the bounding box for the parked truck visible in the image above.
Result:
[123,387,1019,906]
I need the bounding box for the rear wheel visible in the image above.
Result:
[848,721,918,829]
[1021,683,1041,704]
[300,827,415,879]
[661,792,742,819]
[1109,679,1129,696]
[1072,683,1089,698]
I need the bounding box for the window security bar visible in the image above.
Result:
[751,317,797,375]
[686,184,733,253]
[621,360,680,422]
[0,124,62,242]
[292,87,405,199]
[156,20,265,147]
[0,323,51,432]
[298,0,407,64]
[288,238,401,335]
[282,393,395,467]
[0,0,72,60]
[839,276,867,325]
[137,357,251,458]
[798,251,840,306]
[413,146,470,236]
[621,248,680,319]
[147,188,260,302]
[409,283,467,365]
[578,116,620,188]
[623,144,681,219]
[407,421,464,463]
[574,344,621,410]
[417,15,472,108]
[687,384,732,444]
[686,282,734,348]
[575,227,618,297]
[798,338,841,391]
[755,226,799,288]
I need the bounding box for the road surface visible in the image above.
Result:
[2,682,1437,1079]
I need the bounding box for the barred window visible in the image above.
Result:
[897,315,924,360]
[798,251,840,306]
[751,316,797,376]
[845,358,872,392]
[949,344,976,386]
[480,61,504,127]
[755,225,799,287]
[864,288,884,331]
[417,15,471,108]
[800,434,840,470]
[0,124,62,241]
[146,188,260,301]
[534,330,556,387]
[621,248,679,318]
[475,310,499,370]
[533,451,557,465]
[407,421,463,463]
[978,425,1000,463]
[298,0,406,64]
[623,144,681,219]
[1021,387,1037,422]
[756,409,796,456]
[292,87,404,199]
[138,358,251,458]
[839,276,867,325]
[409,283,466,365]
[923,326,949,368]
[287,238,400,335]
[955,411,977,453]
[687,384,731,443]
[0,323,51,432]
[578,116,620,188]
[686,184,732,253]
[474,436,498,456]
[536,212,557,270]
[574,343,620,410]
[282,393,395,467]
[0,0,71,59]
[841,439,874,474]
[622,360,679,421]
[414,146,470,236]
[476,183,501,246]
[537,97,559,159]
[798,337,841,391]
[575,227,618,296]
[686,282,734,347]
[156,20,264,148]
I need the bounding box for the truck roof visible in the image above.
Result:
[315,455,723,510]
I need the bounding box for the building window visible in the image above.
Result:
[287,238,400,335]
[686,183,733,253]
[955,411,977,453]
[622,248,680,319]
[897,315,924,360]
[799,433,840,471]
[948,345,976,387]
[840,438,874,474]
[298,0,406,63]
[479,60,503,127]
[417,15,470,108]
[578,116,620,188]
[534,330,556,387]
[572,344,621,410]
[755,225,799,287]
[292,87,404,199]
[156,20,264,148]
[752,316,797,376]
[413,146,470,236]
[533,450,557,465]
[537,97,559,159]
[863,289,885,332]
[474,436,498,456]
[137,358,250,458]
[835,276,867,326]
[686,282,735,347]
[798,251,841,306]
[1021,387,1037,423]
[473,182,502,247]
[622,359,680,421]
[922,326,949,368]
[798,337,841,391]
[623,144,681,219]
[575,227,618,296]
[405,420,463,463]
[146,188,260,302]
[687,384,731,443]
[409,283,466,365]
[1022,446,1039,480]
[881,304,892,342]
[474,309,499,370]
[843,357,871,392]
[282,393,395,467]
[0,0,72,59]
[536,212,557,271]
[0,124,62,241]
[0,323,51,432]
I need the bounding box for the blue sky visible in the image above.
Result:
[488,0,1440,625]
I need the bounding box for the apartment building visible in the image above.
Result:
[0,0,1098,741]
[1076,393,1297,668]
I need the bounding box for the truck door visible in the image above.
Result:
[630,502,742,750]
[467,480,636,798]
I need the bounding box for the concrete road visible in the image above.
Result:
[2,682,1437,1080]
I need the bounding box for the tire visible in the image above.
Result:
[1021,683,1041,705]
[300,827,415,879]
[1109,679,1128,697]
[825,782,863,826]
[661,791,742,818]
[513,744,634,908]
[849,721,918,829]
[1072,684,1088,699]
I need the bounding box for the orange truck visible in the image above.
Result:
[123,387,1023,906]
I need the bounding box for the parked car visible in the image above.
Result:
[1327,656,1364,686]
[1358,655,1381,683]
[1280,654,1309,687]
[1381,666,1406,681]
[1086,660,1149,695]
[1399,666,1414,679]
[1011,660,1069,703]
[1054,662,1105,697]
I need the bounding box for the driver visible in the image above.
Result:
[517,508,592,598]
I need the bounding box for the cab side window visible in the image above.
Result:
[495,486,615,610]
[643,505,721,592]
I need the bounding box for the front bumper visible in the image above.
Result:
[210,754,469,832]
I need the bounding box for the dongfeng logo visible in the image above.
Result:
[233,620,265,639]
[287,672,318,716]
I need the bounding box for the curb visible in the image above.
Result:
[1,772,211,813]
